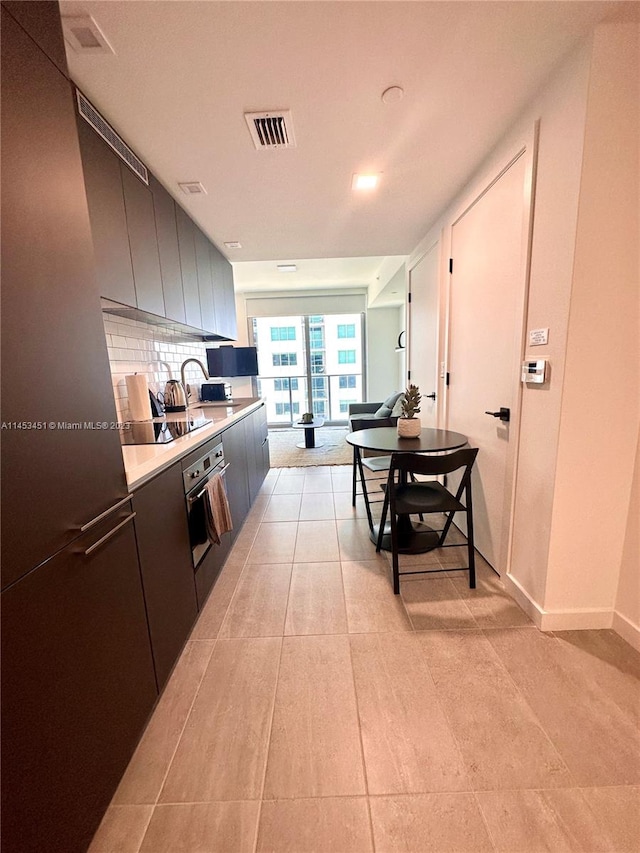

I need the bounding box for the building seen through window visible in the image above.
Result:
[251,313,364,424]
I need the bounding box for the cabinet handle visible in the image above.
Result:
[84,512,136,557]
[80,494,133,532]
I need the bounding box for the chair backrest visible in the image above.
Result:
[350,416,396,433]
[390,447,479,478]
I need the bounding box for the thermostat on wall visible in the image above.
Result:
[522,358,548,384]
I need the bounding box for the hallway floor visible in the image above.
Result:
[90,466,640,853]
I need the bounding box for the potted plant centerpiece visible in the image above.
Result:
[397,383,422,438]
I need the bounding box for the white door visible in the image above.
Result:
[447,149,532,574]
[408,241,440,427]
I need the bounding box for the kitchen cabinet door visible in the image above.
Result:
[1,507,157,853]
[150,176,186,323]
[221,415,251,536]
[1,10,130,589]
[176,206,202,329]
[221,254,238,339]
[121,163,165,316]
[77,116,137,306]
[2,0,68,76]
[195,226,216,333]
[249,402,270,499]
[133,462,198,689]
[209,241,227,337]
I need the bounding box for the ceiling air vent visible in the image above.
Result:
[62,15,114,54]
[244,111,296,150]
[76,90,149,185]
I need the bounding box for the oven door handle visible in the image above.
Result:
[187,463,230,503]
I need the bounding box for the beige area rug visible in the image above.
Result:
[268,427,353,467]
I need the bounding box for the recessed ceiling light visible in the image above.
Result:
[224,241,242,249]
[178,181,207,195]
[381,86,404,104]
[352,173,380,191]
[277,264,297,273]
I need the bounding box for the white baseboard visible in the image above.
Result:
[504,572,614,632]
[612,610,640,653]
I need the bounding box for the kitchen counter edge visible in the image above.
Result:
[123,398,265,491]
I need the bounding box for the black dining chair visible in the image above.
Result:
[376,448,479,594]
[350,416,396,531]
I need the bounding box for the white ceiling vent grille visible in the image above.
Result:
[76,91,149,185]
[178,182,207,195]
[244,111,296,150]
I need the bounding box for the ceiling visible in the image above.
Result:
[60,1,617,295]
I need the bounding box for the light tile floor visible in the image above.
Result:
[90,465,640,853]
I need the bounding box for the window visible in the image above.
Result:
[339,400,357,413]
[270,326,296,341]
[337,324,355,338]
[339,375,357,389]
[273,378,298,391]
[272,353,297,367]
[309,327,324,348]
[313,401,326,416]
[312,377,327,398]
[275,402,300,415]
[338,350,356,364]
[310,352,325,373]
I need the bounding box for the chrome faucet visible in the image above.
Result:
[180,358,209,407]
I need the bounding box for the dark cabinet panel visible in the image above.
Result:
[176,206,202,329]
[1,10,129,589]
[247,402,270,500]
[221,416,251,536]
[150,176,186,323]
[195,226,215,333]
[1,509,157,853]
[121,164,165,316]
[133,463,198,689]
[194,531,231,609]
[221,255,238,339]
[77,117,137,305]
[2,0,68,76]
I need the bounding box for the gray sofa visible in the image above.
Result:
[348,392,405,430]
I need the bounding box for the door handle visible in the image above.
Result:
[485,407,510,423]
[425,392,436,400]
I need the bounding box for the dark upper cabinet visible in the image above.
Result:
[1,9,130,589]
[2,0,68,76]
[132,463,198,689]
[210,241,237,340]
[221,255,238,339]
[176,206,202,329]
[150,175,186,324]
[121,164,165,316]
[77,117,137,306]
[1,508,157,853]
[195,226,216,333]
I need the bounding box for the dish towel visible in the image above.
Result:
[203,473,233,545]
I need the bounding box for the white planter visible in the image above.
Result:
[397,417,421,438]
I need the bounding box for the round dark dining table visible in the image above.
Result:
[346,426,469,552]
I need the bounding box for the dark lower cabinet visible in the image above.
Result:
[194,532,231,609]
[221,415,251,537]
[133,463,198,689]
[1,508,158,853]
[247,402,270,501]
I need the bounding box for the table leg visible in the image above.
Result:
[369,469,440,553]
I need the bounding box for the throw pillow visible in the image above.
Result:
[391,395,405,418]
[374,404,392,417]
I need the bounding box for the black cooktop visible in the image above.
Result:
[119,413,213,445]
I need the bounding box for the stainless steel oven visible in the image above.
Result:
[183,441,229,569]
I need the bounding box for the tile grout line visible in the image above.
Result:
[479,626,579,789]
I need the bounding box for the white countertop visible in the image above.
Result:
[122,398,264,491]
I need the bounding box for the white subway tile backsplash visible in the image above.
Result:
[102,314,211,421]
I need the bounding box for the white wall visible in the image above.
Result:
[544,17,639,623]
[407,12,640,642]
[366,305,405,401]
[614,430,640,649]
